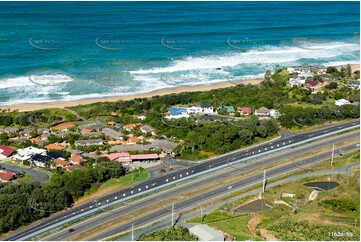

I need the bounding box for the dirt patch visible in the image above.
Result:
[235,199,273,214]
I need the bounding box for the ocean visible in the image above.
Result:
[0,1,359,105]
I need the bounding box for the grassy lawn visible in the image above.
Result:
[16,173,34,183]
[186,150,360,240]
[100,169,150,190]
[82,168,150,198]
[209,216,262,241]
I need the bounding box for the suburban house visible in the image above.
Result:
[186,105,202,114]
[269,109,281,119]
[0,127,19,134]
[69,155,87,165]
[126,137,139,145]
[335,99,351,106]
[137,112,147,120]
[165,107,190,120]
[51,123,75,132]
[52,158,71,169]
[0,170,19,182]
[140,125,156,135]
[45,143,65,151]
[200,102,214,114]
[218,105,235,115]
[31,154,49,168]
[305,80,319,89]
[287,76,306,87]
[74,139,105,146]
[0,145,15,160]
[12,146,47,162]
[107,121,116,126]
[123,123,142,131]
[39,127,50,134]
[102,128,123,140]
[40,134,50,141]
[348,81,360,90]
[19,128,34,137]
[30,137,41,143]
[82,131,102,138]
[81,128,92,133]
[65,148,84,156]
[287,65,317,77]
[255,107,270,117]
[78,123,105,132]
[237,107,252,116]
[66,164,86,172]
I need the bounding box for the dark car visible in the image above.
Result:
[68,228,75,233]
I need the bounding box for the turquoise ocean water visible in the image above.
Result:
[0,1,359,104]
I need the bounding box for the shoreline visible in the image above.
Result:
[0,79,262,112]
[0,63,359,113]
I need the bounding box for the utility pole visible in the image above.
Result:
[200,208,203,223]
[171,203,174,227]
[131,224,134,242]
[331,144,335,167]
[262,169,266,193]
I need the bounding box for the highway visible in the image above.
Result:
[1,120,359,241]
[91,141,359,241]
[43,130,359,241]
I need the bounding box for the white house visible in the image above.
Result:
[287,76,306,87]
[186,106,202,114]
[200,102,214,114]
[12,147,47,162]
[269,109,280,119]
[335,99,351,106]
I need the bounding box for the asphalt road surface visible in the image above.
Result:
[90,142,359,241]
[1,120,359,241]
[42,130,359,241]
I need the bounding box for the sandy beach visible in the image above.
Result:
[0,79,262,112]
[0,64,359,113]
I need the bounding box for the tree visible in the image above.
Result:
[346,64,352,78]
[325,82,338,90]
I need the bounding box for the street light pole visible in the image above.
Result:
[131,224,134,242]
[331,144,335,167]
[171,203,174,227]
[262,169,266,193]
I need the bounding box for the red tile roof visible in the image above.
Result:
[45,144,65,151]
[0,170,16,181]
[101,153,130,160]
[237,107,252,114]
[53,158,71,167]
[69,155,87,164]
[0,145,15,157]
[82,128,92,133]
